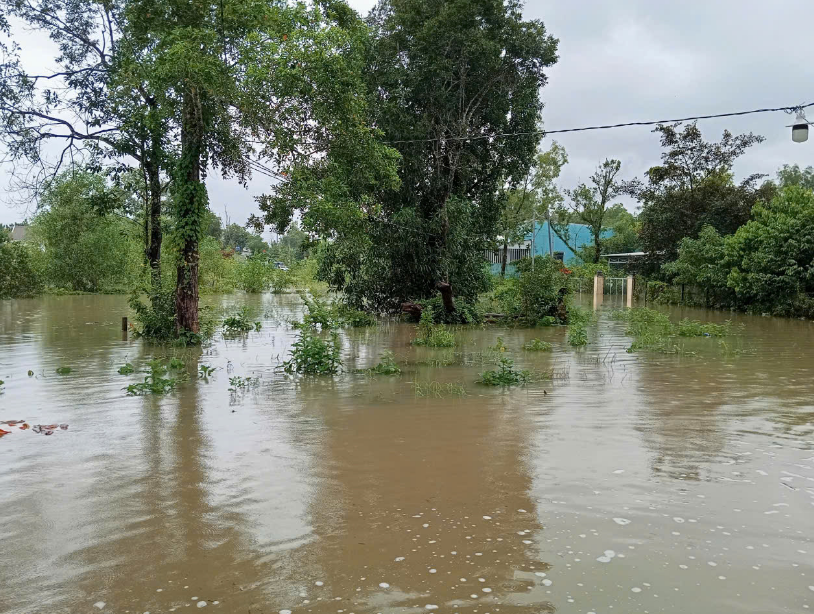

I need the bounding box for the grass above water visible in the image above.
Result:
[611,307,740,355]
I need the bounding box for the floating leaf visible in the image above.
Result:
[1,420,25,426]
[55,367,72,375]
[118,363,135,375]
[20,423,29,430]
[0,429,11,437]
[27,370,34,376]
[59,424,68,430]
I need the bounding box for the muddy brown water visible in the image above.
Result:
[1,294,813,614]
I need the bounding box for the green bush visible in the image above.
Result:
[372,351,401,375]
[238,256,272,293]
[283,327,342,374]
[0,241,45,299]
[130,289,177,342]
[567,322,588,347]
[199,237,238,294]
[477,357,530,386]
[514,256,570,324]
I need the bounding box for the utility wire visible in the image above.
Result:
[385,102,814,144]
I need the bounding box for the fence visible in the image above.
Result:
[484,247,530,265]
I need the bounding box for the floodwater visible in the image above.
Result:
[1,294,813,614]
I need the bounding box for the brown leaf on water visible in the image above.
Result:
[59,424,68,430]
[0,429,11,437]
[0,420,24,426]
[42,424,58,430]
[44,430,54,436]
[19,423,29,430]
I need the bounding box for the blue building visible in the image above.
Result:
[487,221,613,275]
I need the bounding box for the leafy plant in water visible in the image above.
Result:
[538,316,557,327]
[677,318,733,337]
[223,306,256,333]
[412,309,455,347]
[55,367,72,375]
[283,327,342,375]
[477,357,530,386]
[491,337,508,352]
[27,370,34,376]
[118,363,135,375]
[613,307,735,354]
[371,351,401,375]
[124,359,187,396]
[567,322,588,347]
[523,339,553,351]
[228,376,258,392]
[168,357,186,369]
[199,364,216,378]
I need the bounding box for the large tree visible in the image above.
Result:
[0,0,171,288]
[561,158,624,263]
[270,0,558,312]
[630,122,774,270]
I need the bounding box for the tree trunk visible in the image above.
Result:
[435,281,455,313]
[145,157,162,291]
[500,239,508,277]
[593,229,601,263]
[175,88,206,335]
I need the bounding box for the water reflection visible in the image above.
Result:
[1,295,813,613]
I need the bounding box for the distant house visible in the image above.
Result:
[10,224,29,242]
[487,221,613,275]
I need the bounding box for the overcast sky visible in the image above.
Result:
[2,0,813,227]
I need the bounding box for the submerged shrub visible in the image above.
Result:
[523,339,553,351]
[283,327,342,375]
[124,359,187,395]
[614,307,736,354]
[412,310,456,347]
[0,241,45,299]
[222,306,256,333]
[371,351,401,375]
[477,357,530,386]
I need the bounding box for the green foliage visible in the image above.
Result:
[31,171,142,293]
[198,364,216,378]
[412,381,468,398]
[413,295,482,325]
[538,316,557,326]
[602,205,641,255]
[567,261,609,294]
[283,327,342,375]
[561,159,625,263]
[477,357,530,386]
[775,164,814,190]
[223,307,256,333]
[130,289,177,342]
[0,241,45,299]
[298,292,375,329]
[662,225,731,299]
[724,186,814,316]
[199,237,239,294]
[269,268,292,294]
[371,351,401,375]
[412,309,456,347]
[491,337,508,353]
[676,319,732,337]
[523,339,553,351]
[168,357,185,369]
[118,363,135,375]
[567,322,588,347]
[228,376,258,392]
[238,257,273,293]
[612,307,734,354]
[515,256,571,324]
[55,367,72,375]
[272,0,557,312]
[632,122,772,270]
[125,359,186,396]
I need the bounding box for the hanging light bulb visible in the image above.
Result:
[791,111,809,143]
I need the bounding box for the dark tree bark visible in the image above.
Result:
[435,281,455,313]
[500,239,508,277]
[144,156,162,289]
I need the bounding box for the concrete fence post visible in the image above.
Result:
[626,275,634,307]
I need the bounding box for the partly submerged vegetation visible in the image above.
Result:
[611,308,737,354]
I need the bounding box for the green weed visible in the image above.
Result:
[523,339,553,351]
[412,310,456,347]
[477,357,530,386]
[228,376,259,392]
[118,363,135,375]
[124,359,188,395]
[412,381,468,398]
[223,306,255,333]
[371,351,401,375]
[168,357,185,369]
[198,364,216,378]
[55,367,72,375]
